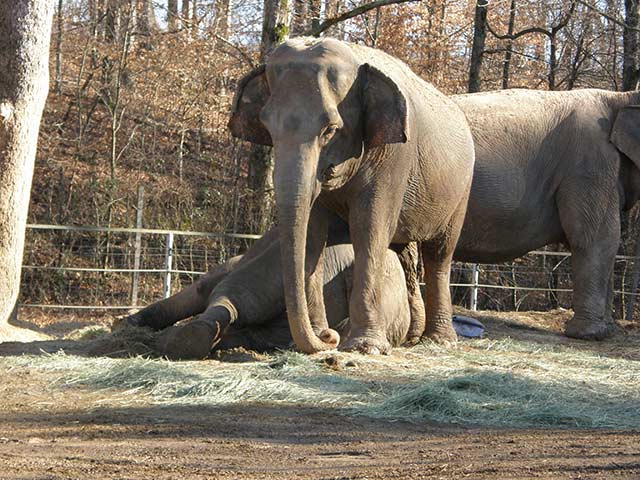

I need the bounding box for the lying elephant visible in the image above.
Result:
[229,37,474,354]
[121,217,415,359]
[452,89,640,339]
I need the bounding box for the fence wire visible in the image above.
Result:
[18,224,640,320]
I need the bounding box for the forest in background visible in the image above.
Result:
[21,0,640,314]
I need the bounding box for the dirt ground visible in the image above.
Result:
[1,308,640,479]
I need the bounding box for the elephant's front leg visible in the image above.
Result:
[157,302,235,359]
[341,207,397,355]
[304,205,332,339]
[558,183,620,340]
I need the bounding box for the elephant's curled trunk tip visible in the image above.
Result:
[319,328,340,349]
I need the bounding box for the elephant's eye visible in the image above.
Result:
[322,125,339,137]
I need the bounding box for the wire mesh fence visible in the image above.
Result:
[18,224,640,320]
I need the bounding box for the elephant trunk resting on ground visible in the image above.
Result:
[121,217,419,359]
[453,89,640,339]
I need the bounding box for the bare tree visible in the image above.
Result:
[501,0,517,89]
[623,0,639,90]
[215,0,230,39]
[54,0,64,93]
[488,1,576,90]
[0,0,54,340]
[468,0,488,93]
[246,0,291,234]
[137,0,158,37]
[168,0,179,31]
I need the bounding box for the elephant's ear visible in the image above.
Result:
[361,64,409,148]
[611,106,640,170]
[228,65,273,146]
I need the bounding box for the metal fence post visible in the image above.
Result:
[130,185,144,306]
[470,263,479,311]
[163,232,174,299]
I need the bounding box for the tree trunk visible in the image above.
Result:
[167,0,178,31]
[291,0,308,35]
[468,0,488,93]
[548,34,557,90]
[137,0,157,38]
[214,0,230,39]
[0,0,54,340]
[182,0,191,34]
[623,0,639,90]
[105,0,120,43]
[308,0,321,31]
[247,0,290,234]
[54,0,63,94]
[501,0,516,89]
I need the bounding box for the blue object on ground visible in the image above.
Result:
[452,315,485,338]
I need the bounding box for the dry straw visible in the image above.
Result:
[4,330,640,429]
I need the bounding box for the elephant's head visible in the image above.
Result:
[611,105,640,209]
[228,38,408,353]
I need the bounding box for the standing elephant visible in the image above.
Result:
[452,89,640,339]
[119,217,413,359]
[229,38,474,354]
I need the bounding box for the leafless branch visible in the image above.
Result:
[306,0,421,37]
[576,0,640,32]
[487,1,576,40]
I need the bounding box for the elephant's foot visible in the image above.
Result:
[339,334,391,355]
[564,316,618,341]
[111,312,143,332]
[157,318,221,360]
[421,321,458,347]
[403,335,422,347]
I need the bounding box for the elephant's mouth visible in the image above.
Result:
[321,160,358,190]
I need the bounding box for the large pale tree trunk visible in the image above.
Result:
[0,0,54,341]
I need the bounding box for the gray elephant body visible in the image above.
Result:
[230,38,474,353]
[124,218,411,358]
[453,89,640,338]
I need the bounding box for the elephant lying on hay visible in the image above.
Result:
[119,218,416,359]
[453,89,640,340]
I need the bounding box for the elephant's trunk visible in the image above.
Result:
[274,143,338,354]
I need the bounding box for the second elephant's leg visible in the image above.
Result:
[156,303,234,360]
[391,242,426,346]
[565,242,618,340]
[421,248,457,345]
[420,196,468,345]
[558,174,620,340]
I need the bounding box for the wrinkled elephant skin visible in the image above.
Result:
[453,89,640,339]
[229,38,474,354]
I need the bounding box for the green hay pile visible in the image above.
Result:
[4,337,640,429]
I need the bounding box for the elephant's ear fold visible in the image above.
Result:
[611,106,640,170]
[361,64,409,148]
[228,65,272,146]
